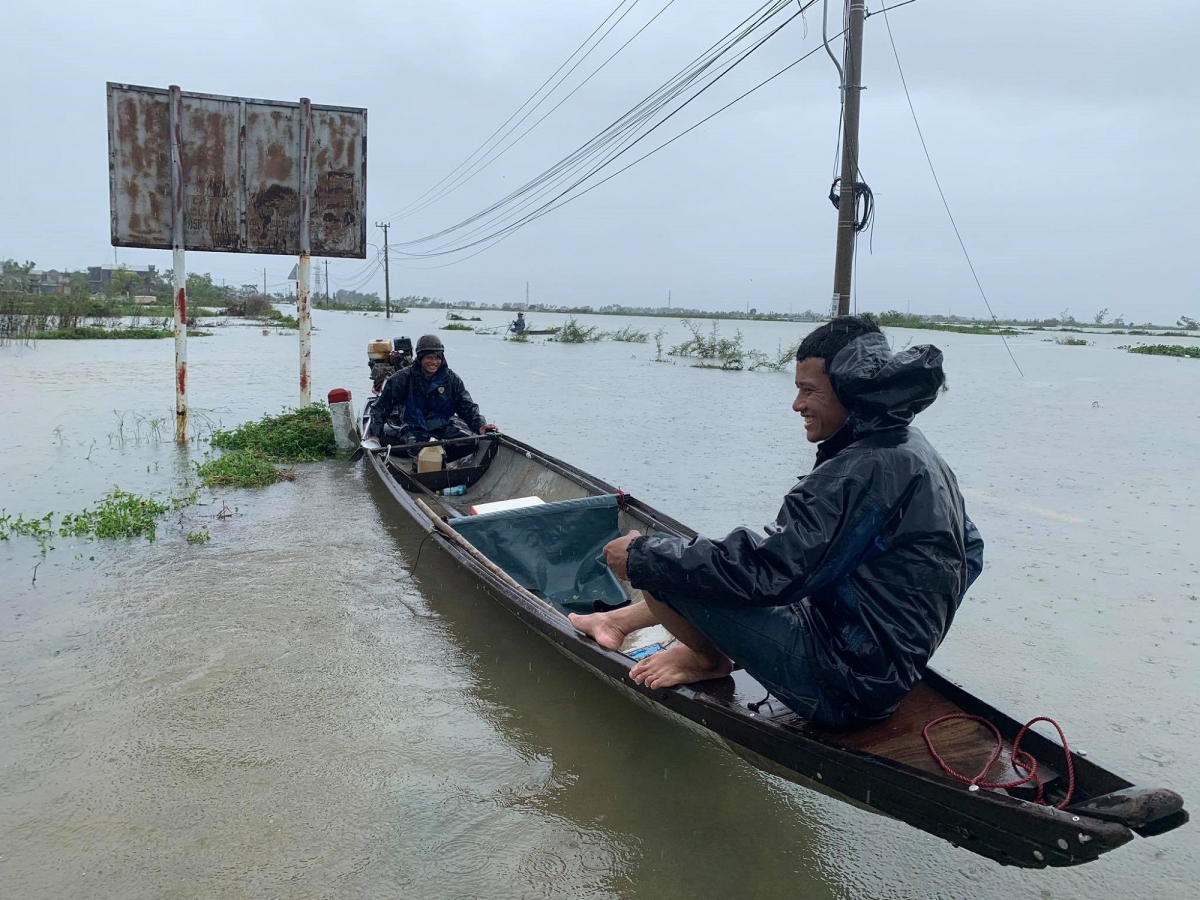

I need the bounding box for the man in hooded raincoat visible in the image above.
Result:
[366,334,498,460]
[570,315,984,727]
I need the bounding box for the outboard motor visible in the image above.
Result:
[391,336,413,368]
[368,335,413,393]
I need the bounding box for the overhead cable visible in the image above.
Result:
[393,1,813,259]
[392,17,833,267]
[378,0,648,223]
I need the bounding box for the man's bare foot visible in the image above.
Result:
[628,643,733,689]
[568,611,629,651]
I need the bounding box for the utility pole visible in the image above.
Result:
[525,281,529,309]
[324,259,330,301]
[668,290,671,309]
[831,0,867,318]
[263,268,267,299]
[376,222,392,318]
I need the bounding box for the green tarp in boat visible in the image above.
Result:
[448,494,630,616]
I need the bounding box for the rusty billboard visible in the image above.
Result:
[107,83,367,258]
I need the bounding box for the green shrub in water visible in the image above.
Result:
[1123,344,1200,359]
[197,449,294,487]
[210,404,338,463]
[610,325,649,343]
[554,316,605,343]
[59,491,171,540]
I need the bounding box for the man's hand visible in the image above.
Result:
[603,530,640,581]
[478,424,499,434]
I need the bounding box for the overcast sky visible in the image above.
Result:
[3,0,1197,322]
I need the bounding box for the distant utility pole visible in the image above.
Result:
[376,222,392,318]
[263,268,267,298]
[324,259,330,301]
[668,290,671,309]
[525,281,529,309]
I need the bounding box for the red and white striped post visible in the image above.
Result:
[297,97,313,406]
[168,84,188,442]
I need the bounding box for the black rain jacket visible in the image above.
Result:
[368,361,486,438]
[627,332,984,723]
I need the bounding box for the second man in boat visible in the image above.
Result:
[571,314,984,728]
[365,334,498,460]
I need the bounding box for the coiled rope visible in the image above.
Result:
[922,714,1077,809]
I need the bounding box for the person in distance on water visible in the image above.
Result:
[571,315,984,727]
[366,334,498,461]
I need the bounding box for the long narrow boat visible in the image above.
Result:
[360,419,1186,868]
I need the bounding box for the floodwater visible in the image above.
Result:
[1,309,1197,899]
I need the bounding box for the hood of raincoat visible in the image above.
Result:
[826,332,945,436]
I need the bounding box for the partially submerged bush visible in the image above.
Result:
[210,404,337,462]
[671,319,745,369]
[1123,344,1200,359]
[610,325,648,343]
[201,404,338,487]
[197,449,295,487]
[555,316,605,343]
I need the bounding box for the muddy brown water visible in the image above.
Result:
[2,310,1197,898]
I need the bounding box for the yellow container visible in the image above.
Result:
[417,443,445,473]
[367,339,392,360]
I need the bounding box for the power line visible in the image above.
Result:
[392,1,812,259]
[393,0,797,251]
[391,18,833,269]
[385,0,680,225]
[378,0,647,222]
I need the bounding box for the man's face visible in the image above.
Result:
[420,352,443,376]
[793,357,850,443]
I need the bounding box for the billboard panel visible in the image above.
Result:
[107,83,367,258]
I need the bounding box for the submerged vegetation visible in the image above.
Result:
[1,489,176,553]
[554,316,606,343]
[442,322,474,331]
[671,319,746,369]
[1055,337,1090,346]
[873,310,1020,335]
[199,404,339,487]
[1122,344,1200,359]
[610,325,649,343]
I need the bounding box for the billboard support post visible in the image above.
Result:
[168,84,188,442]
[298,98,313,406]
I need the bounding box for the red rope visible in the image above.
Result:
[922,714,1077,809]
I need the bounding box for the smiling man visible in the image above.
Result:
[570,315,984,727]
[366,334,498,460]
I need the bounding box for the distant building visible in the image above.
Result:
[87,265,158,294]
[27,269,74,295]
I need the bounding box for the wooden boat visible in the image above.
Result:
[359,421,1186,868]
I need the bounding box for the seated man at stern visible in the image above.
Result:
[571,314,984,728]
[366,334,498,460]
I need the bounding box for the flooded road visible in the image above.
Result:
[2,310,1197,898]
